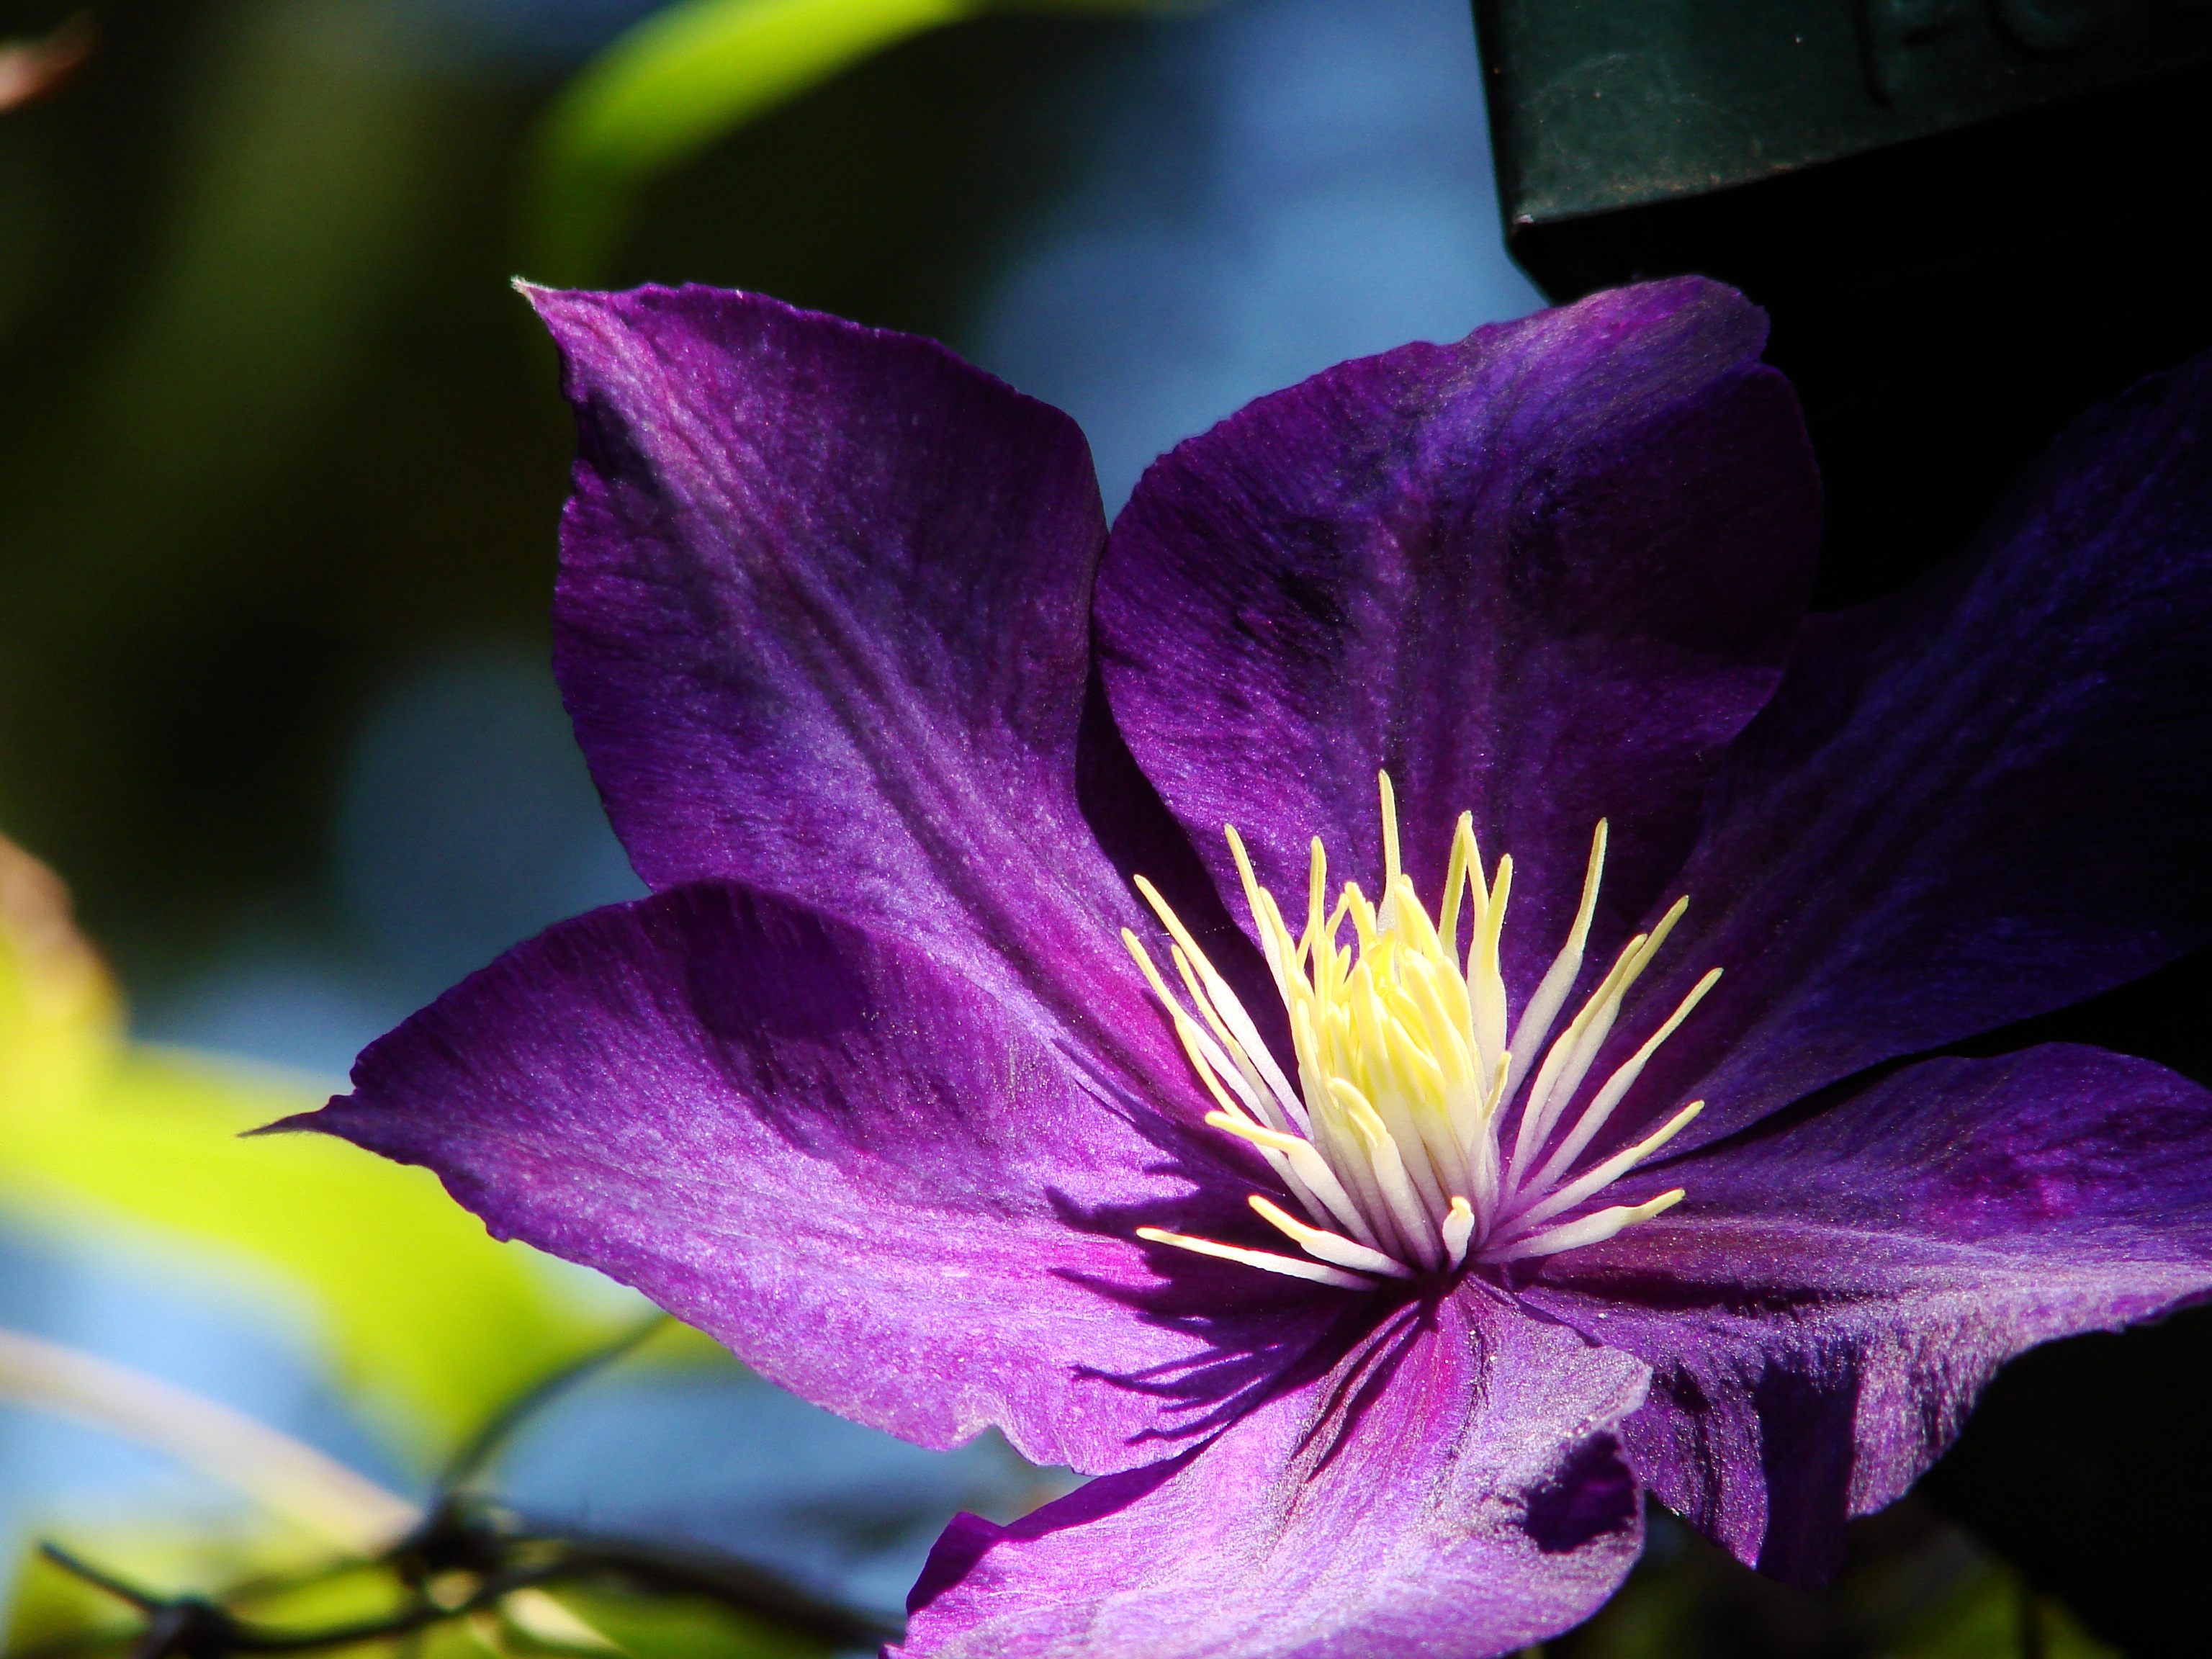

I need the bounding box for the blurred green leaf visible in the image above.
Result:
[3,1053,634,1463]
[0,836,636,1467]
[0,836,117,1110]
[5,1535,130,1656]
[528,0,1197,281]
[531,1583,832,1659]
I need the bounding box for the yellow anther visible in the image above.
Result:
[1125,773,1716,1290]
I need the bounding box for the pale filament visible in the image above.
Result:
[1130,773,1720,1291]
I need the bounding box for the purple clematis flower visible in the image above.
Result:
[288,276,2212,1658]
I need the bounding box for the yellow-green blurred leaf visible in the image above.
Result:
[527,0,1198,280]
[5,1538,132,1656]
[0,835,120,1111]
[0,836,635,1467]
[528,1584,832,1659]
[498,1588,623,1653]
[2,1048,629,1461]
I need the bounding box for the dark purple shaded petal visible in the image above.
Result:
[902,1292,1649,1659]
[1521,1045,2212,1583]
[1097,278,1819,999]
[285,881,1344,1475]
[1618,346,2212,1148]
[528,284,1188,1094]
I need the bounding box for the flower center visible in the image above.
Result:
[1127,774,1719,1290]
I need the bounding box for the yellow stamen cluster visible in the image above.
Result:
[1128,774,1719,1290]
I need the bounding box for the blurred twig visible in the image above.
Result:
[37,1509,896,1659]
[40,1542,557,1657]
[436,1313,668,1495]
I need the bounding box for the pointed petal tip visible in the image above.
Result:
[242,1104,336,1140]
[513,279,629,359]
[511,274,582,308]
[511,276,583,320]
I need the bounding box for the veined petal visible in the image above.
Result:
[1097,277,1819,1007]
[1521,1045,2212,1584]
[1622,343,2212,1154]
[901,1292,1649,1659]
[528,284,1205,1105]
[280,881,1339,1476]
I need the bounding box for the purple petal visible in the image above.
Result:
[1096,278,1819,997]
[902,1290,1649,1659]
[1521,1044,2212,1583]
[527,284,1187,1089]
[1623,346,2212,1148]
[285,881,1341,1475]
